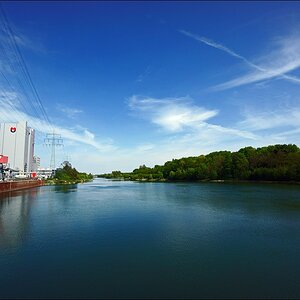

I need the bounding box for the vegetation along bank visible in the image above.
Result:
[47,164,93,185]
[97,144,300,183]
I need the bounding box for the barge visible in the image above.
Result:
[0,180,44,193]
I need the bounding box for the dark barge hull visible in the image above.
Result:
[0,180,44,193]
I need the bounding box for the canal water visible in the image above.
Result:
[0,179,300,298]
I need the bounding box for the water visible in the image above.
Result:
[0,179,300,298]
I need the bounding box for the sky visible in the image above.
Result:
[0,1,300,173]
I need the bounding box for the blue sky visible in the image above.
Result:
[1,1,300,173]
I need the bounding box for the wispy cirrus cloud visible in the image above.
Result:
[239,108,300,131]
[0,91,115,151]
[56,104,83,119]
[180,30,300,90]
[136,143,155,152]
[180,30,254,65]
[136,66,152,83]
[0,18,47,54]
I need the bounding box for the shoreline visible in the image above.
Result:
[45,178,93,185]
[98,177,300,185]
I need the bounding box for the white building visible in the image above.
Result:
[32,156,40,172]
[0,121,35,173]
[37,168,53,179]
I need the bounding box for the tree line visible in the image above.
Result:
[98,144,300,182]
[54,163,93,183]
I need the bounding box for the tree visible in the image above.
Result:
[232,152,249,179]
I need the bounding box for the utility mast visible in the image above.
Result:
[44,133,63,169]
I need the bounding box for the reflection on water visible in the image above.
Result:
[54,184,78,193]
[0,188,40,250]
[133,181,300,217]
[0,179,299,298]
[0,184,77,250]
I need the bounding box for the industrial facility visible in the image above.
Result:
[0,121,35,174]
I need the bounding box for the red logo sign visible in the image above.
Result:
[10,127,16,133]
[0,155,8,163]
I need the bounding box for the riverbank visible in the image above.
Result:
[100,176,300,185]
[45,178,93,185]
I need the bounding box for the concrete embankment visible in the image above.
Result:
[0,180,44,193]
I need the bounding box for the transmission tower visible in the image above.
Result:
[44,133,63,169]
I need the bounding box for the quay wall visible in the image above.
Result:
[0,180,44,193]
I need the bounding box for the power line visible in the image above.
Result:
[0,4,67,171]
[0,17,42,122]
[0,4,53,131]
[0,4,54,166]
[0,70,35,121]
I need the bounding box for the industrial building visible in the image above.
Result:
[0,121,35,173]
[32,156,40,171]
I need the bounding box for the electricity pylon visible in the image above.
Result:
[44,133,63,170]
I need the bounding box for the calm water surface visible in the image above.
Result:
[0,179,300,298]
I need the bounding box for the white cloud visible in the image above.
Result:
[180,30,300,90]
[51,101,299,174]
[128,95,256,139]
[54,94,263,173]
[239,108,300,131]
[0,91,116,152]
[129,95,218,132]
[72,125,285,174]
[136,143,155,152]
[56,104,83,119]
[0,91,21,108]
[180,30,253,64]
